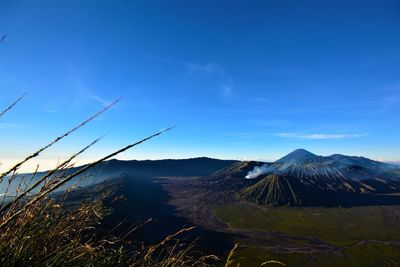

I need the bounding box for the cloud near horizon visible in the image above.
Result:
[277,132,367,140]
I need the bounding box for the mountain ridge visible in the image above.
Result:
[232,149,400,207]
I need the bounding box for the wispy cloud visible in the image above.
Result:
[88,95,111,107]
[221,85,233,97]
[186,62,234,98]
[187,62,220,74]
[276,132,367,140]
[71,77,111,109]
[368,82,400,115]
[0,122,34,130]
[137,53,176,64]
[381,82,400,93]
[223,132,270,140]
[250,97,271,103]
[43,107,57,113]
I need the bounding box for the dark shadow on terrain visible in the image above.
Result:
[317,192,400,207]
[70,174,236,255]
[290,180,400,207]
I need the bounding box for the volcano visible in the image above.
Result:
[236,149,400,207]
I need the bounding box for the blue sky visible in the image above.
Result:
[0,0,399,171]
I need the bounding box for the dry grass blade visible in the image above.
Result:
[0,92,26,119]
[0,97,121,182]
[39,126,175,196]
[121,218,153,240]
[0,137,101,214]
[0,126,174,229]
[260,260,286,266]
[225,243,239,267]
[144,226,196,260]
[0,165,39,207]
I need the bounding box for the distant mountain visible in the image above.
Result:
[258,149,397,181]
[234,149,400,207]
[0,157,237,200]
[4,152,400,208]
[92,157,237,178]
[214,161,264,177]
[275,148,319,164]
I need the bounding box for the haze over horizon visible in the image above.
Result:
[1,0,399,171]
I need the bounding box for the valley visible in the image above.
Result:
[5,150,400,266]
[156,150,400,266]
[161,175,400,266]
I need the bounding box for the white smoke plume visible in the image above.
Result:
[245,164,275,179]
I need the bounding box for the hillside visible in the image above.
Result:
[236,149,400,207]
[0,157,237,201]
[239,174,301,206]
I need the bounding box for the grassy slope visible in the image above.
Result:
[214,204,400,246]
[214,204,400,266]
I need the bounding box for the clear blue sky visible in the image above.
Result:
[0,0,399,170]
